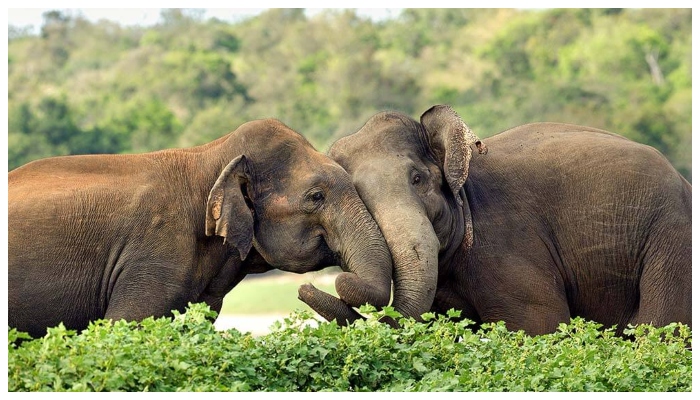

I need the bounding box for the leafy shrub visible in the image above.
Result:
[8,303,692,392]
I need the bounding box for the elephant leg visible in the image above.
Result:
[432,283,480,324]
[197,271,249,318]
[631,233,692,332]
[198,250,274,321]
[473,259,570,336]
[104,263,194,324]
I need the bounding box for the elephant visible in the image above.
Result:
[299,104,692,336]
[8,118,393,338]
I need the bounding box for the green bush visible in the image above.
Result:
[8,303,691,392]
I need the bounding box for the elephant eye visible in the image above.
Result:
[311,191,325,202]
[411,172,422,186]
[302,187,326,213]
[306,189,325,204]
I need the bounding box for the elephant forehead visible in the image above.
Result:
[332,135,425,171]
[297,157,353,185]
[349,156,416,189]
[346,149,424,175]
[304,151,347,172]
[262,194,296,219]
[357,132,420,154]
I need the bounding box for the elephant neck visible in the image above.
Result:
[203,132,246,171]
[241,249,274,274]
[159,134,246,239]
[437,189,469,271]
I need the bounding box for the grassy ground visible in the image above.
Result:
[219,270,338,315]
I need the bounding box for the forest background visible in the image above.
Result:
[7,8,692,181]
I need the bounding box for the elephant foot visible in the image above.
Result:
[298,283,364,326]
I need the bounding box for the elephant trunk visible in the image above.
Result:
[370,201,439,321]
[329,194,393,309]
[298,185,393,326]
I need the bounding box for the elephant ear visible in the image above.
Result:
[420,104,487,207]
[205,155,254,261]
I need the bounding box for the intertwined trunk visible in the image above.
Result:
[369,201,439,321]
[299,191,393,325]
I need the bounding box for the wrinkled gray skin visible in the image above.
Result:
[9,119,392,338]
[302,105,692,336]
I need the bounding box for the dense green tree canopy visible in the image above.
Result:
[8,8,691,180]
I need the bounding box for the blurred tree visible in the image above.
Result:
[8,132,62,171]
[40,10,74,67]
[94,96,182,153]
[6,8,691,180]
[32,95,81,146]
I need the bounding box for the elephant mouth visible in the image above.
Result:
[336,256,348,273]
[268,233,335,274]
[281,263,327,274]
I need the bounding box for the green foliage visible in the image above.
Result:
[8,303,692,392]
[7,8,691,180]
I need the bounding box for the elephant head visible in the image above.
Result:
[320,105,486,322]
[204,120,393,314]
